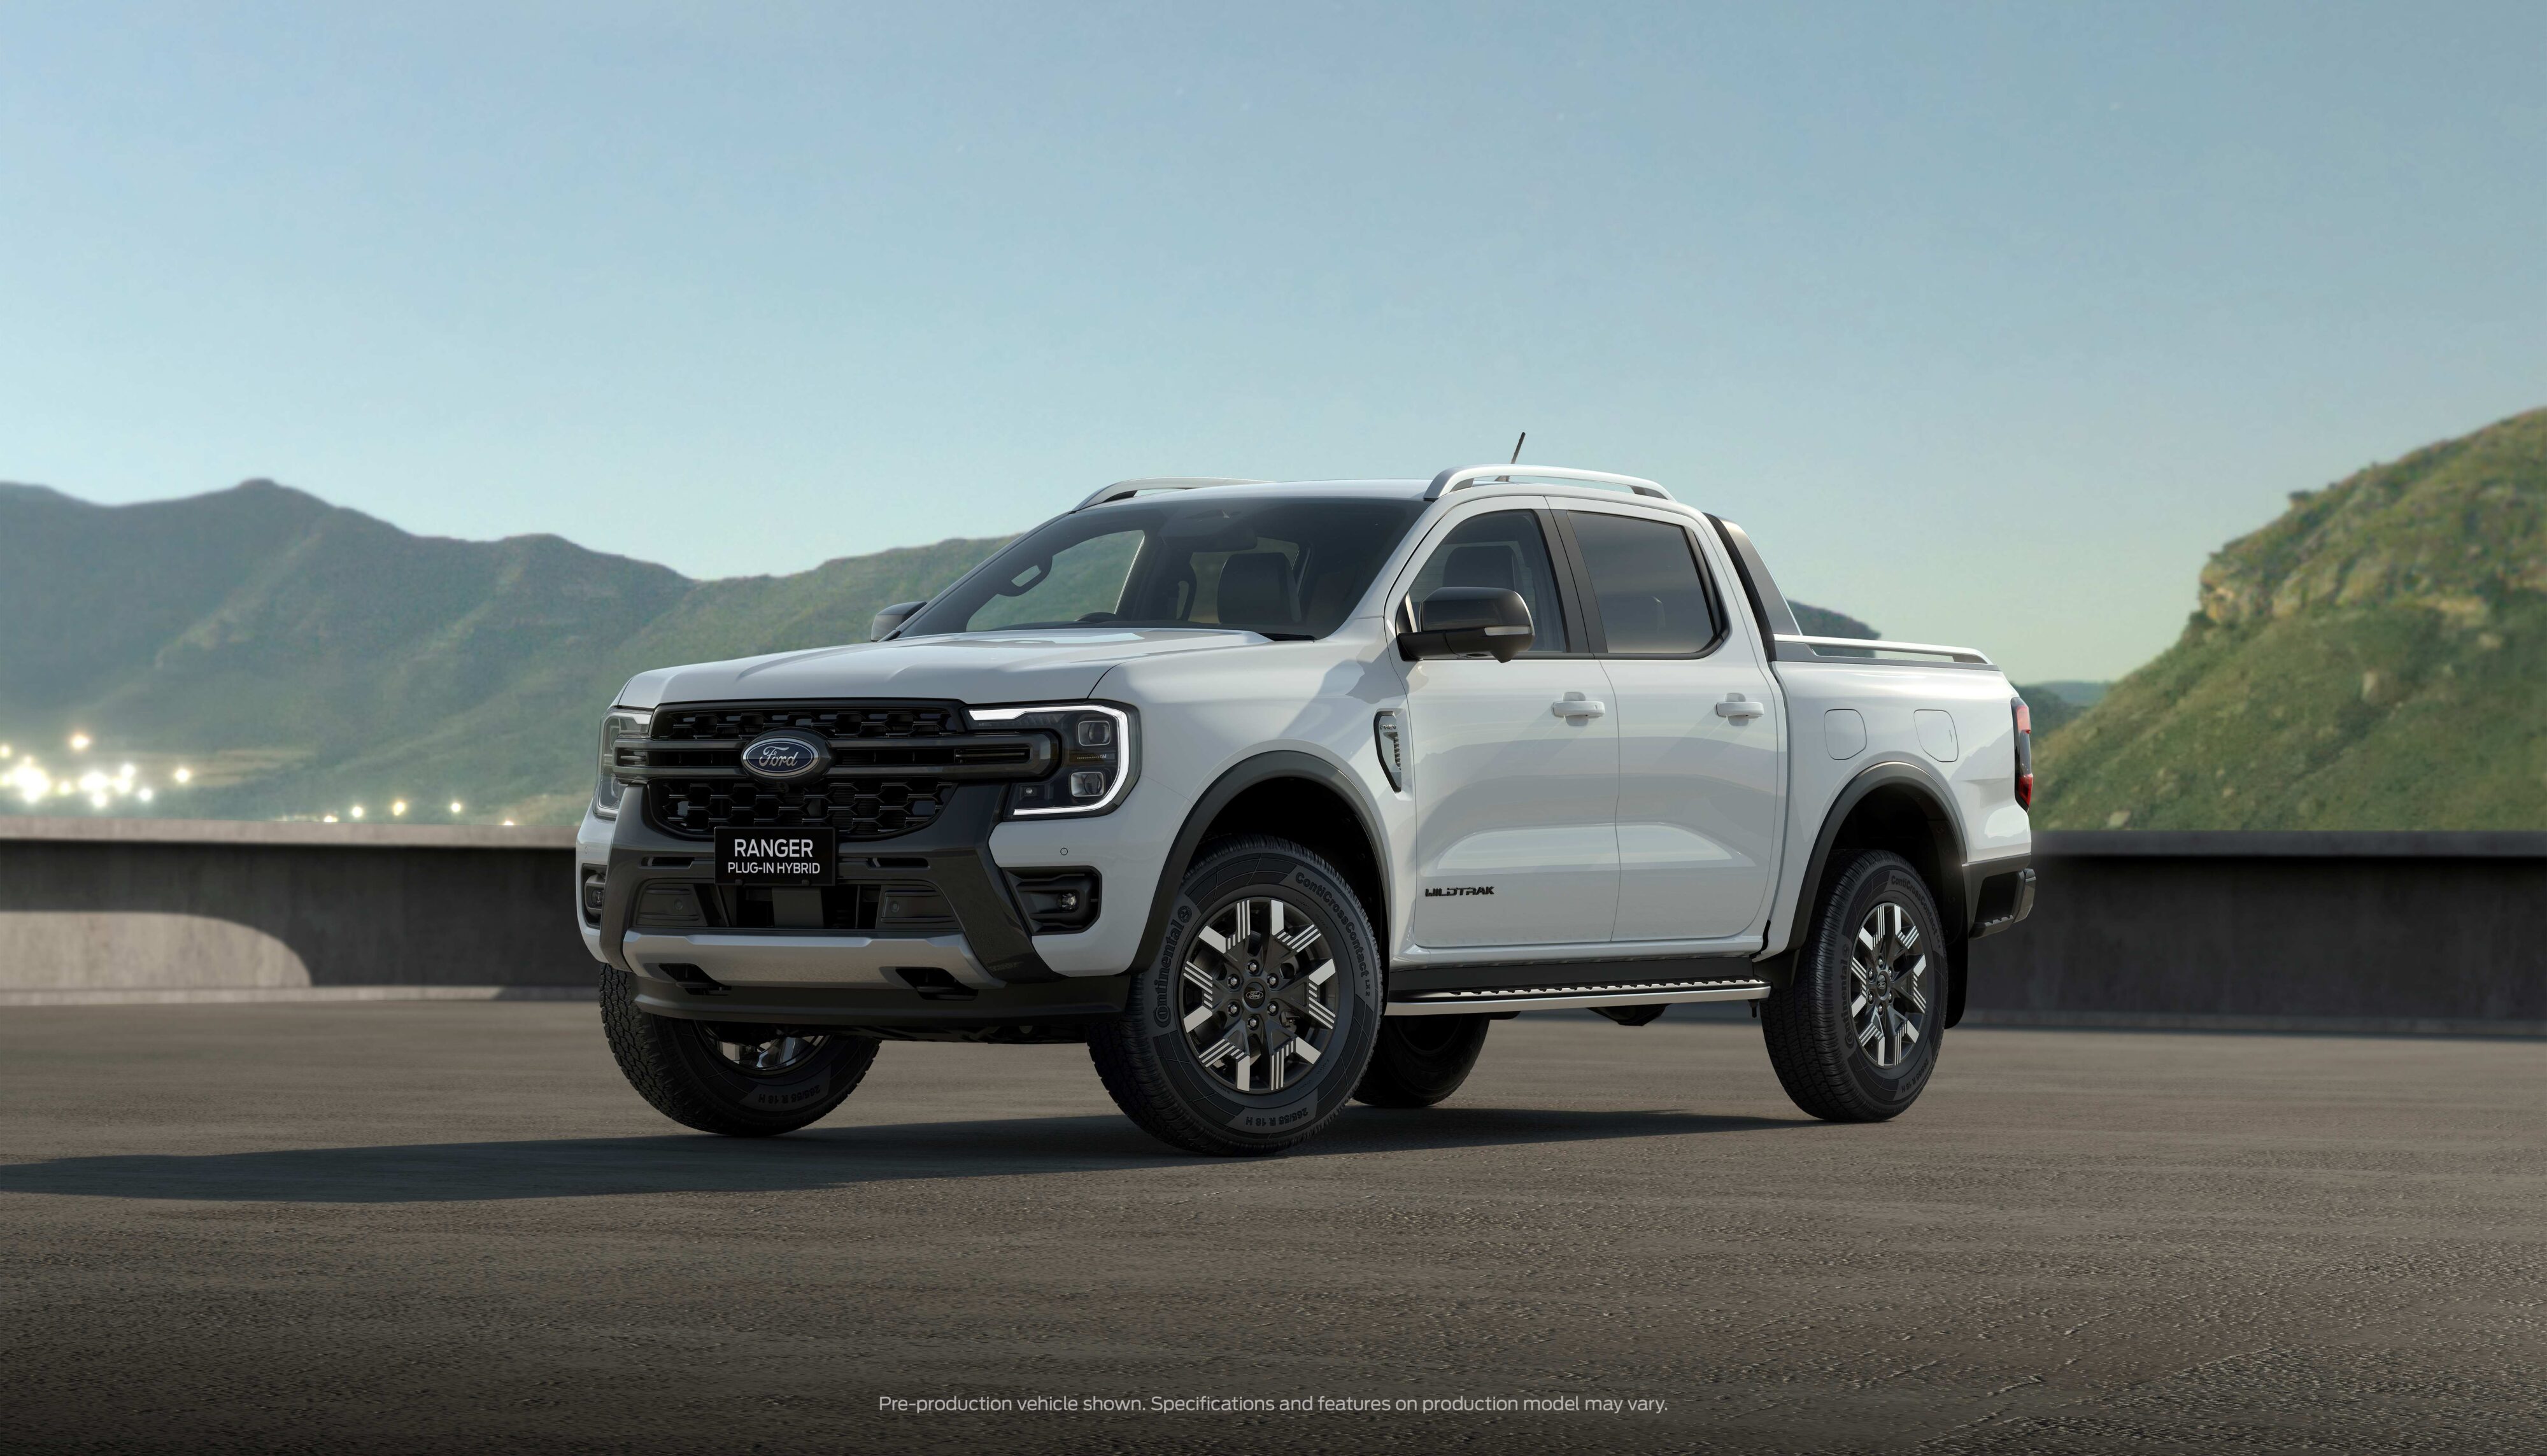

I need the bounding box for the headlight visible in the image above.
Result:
[971,703,1138,818]
[593,709,651,820]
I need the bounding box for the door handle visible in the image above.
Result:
[1715,694,1764,720]
[1551,693,1607,719]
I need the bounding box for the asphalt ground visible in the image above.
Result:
[1,1004,2540,1455]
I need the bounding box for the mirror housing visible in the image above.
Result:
[1398,587,1533,662]
[870,600,926,641]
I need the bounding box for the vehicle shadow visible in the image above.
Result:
[0,1105,1804,1204]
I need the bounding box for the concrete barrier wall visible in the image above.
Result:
[1966,830,2547,1035]
[0,818,586,1003]
[4,819,2543,1031]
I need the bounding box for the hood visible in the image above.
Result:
[614,628,1261,710]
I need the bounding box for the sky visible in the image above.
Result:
[4,2,2543,682]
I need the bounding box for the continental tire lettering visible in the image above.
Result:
[1149,901,1196,1033]
[746,1080,831,1109]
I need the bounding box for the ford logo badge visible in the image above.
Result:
[739,732,830,783]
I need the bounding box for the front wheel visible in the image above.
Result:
[600,968,879,1136]
[1760,850,1945,1122]
[1088,835,1384,1155]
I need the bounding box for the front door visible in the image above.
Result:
[1401,507,1619,949]
[1560,507,1782,943]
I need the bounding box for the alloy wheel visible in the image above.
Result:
[1849,901,1928,1068]
[702,1026,829,1076]
[1178,894,1339,1094]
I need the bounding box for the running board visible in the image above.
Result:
[1387,978,1771,1016]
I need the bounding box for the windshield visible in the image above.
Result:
[900,495,1428,640]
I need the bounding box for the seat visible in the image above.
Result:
[1215,552,1297,626]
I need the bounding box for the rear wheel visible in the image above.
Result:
[1354,1015,1493,1107]
[1760,850,1944,1122]
[1088,835,1383,1155]
[600,967,879,1136]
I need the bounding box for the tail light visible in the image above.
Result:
[2011,697,2034,810]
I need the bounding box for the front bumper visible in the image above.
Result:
[579,782,1133,1033]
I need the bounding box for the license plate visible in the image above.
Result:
[713,826,837,886]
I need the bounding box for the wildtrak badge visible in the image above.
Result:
[1424,886,1495,897]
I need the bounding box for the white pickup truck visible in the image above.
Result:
[578,466,2035,1154]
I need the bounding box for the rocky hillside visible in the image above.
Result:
[2034,407,2547,829]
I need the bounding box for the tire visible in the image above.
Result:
[599,967,879,1136]
[1088,835,1384,1155]
[1760,849,1945,1122]
[1354,1015,1492,1108]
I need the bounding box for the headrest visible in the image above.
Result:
[1442,543,1519,591]
[1216,552,1296,625]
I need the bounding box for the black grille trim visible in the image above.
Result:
[630,700,1054,842]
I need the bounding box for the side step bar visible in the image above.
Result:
[1387,978,1771,1016]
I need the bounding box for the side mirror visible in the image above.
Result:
[870,600,926,641]
[1398,588,1533,663]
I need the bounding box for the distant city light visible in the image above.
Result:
[173,767,192,784]
[449,801,464,814]
[350,805,365,820]
[323,814,339,823]
[502,819,516,826]
[391,800,408,817]
[138,788,154,803]
[68,732,91,752]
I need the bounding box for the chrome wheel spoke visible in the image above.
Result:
[1846,900,1928,1070]
[1179,893,1337,1097]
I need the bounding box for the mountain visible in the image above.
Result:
[1792,603,1877,640]
[2034,406,2547,829]
[1,478,1887,824]
[0,481,1007,823]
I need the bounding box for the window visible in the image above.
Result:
[1566,512,1722,655]
[965,531,1143,631]
[1404,510,1571,655]
[902,496,1428,639]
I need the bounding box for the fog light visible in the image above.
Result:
[1069,770,1107,798]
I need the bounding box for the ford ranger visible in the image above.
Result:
[578,466,2036,1154]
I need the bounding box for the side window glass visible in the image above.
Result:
[1405,511,1570,655]
[1567,512,1722,655]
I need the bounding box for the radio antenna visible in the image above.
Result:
[1509,431,1526,464]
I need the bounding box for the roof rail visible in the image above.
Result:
[1775,635,1994,666]
[1424,464,1670,502]
[1074,477,1268,511]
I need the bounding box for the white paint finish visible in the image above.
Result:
[1763,660,2031,956]
[613,627,1260,712]
[1825,709,1867,760]
[1915,709,1962,763]
[0,911,311,990]
[1401,654,1619,946]
[1038,625,1408,970]
[1600,649,1782,942]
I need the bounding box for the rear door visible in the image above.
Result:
[1398,504,1620,948]
[1558,506,1782,944]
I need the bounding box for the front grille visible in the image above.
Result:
[634,700,1049,841]
[653,704,960,742]
[645,775,959,838]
